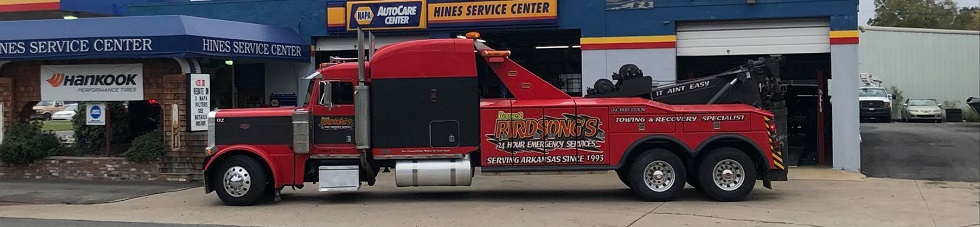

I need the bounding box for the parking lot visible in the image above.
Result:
[861,121,980,182]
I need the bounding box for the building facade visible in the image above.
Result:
[859,26,980,117]
[1,0,862,172]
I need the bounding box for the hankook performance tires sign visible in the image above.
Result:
[40,64,144,101]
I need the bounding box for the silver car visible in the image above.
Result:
[901,99,945,123]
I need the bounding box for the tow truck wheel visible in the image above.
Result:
[214,155,268,206]
[697,147,756,202]
[628,149,686,201]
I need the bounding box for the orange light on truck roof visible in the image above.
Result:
[480,50,510,57]
[465,32,481,39]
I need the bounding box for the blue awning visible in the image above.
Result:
[0,15,310,62]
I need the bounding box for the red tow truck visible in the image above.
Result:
[203,31,787,206]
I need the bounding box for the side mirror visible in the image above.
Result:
[887,94,894,100]
[318,81,333,108]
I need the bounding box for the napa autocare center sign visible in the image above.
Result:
[40,64,144,101]
[328,0,556,32]
[186,74,211,132]
[347,0,426,31]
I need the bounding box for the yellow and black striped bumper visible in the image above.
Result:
[764,116,788,182]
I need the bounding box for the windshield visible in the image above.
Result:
[63,104,78,112]
[37,100,53,106]
[908,99,938,106]
[303,80,314,107]
[859,88,888,97]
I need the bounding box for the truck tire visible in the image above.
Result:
[697,147,756,202]
[628,149,686,201]
[214,155,268,206]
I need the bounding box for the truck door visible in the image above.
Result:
[310,80,357,154]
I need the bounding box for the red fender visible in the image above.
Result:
[204,145,282,188]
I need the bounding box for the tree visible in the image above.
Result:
[869,0,979,30]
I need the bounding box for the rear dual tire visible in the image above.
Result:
[697,147,756,202]
[628,149,686,201]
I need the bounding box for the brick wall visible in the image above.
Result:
[0,156,160,181]
[0,59,205,181]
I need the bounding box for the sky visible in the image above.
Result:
[859,0,980,25]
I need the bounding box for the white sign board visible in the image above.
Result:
[40,64,144,101]
[86,102,107,126]
[187,74,211,131]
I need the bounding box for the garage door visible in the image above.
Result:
[315,35,430,51]
[676,19,830,56]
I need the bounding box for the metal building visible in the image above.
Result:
[859,26,980,114]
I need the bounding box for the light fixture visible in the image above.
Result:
[63,15,78,20]
[571,45,581,48]
[225,60,234,66]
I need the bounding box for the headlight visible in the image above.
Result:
[884,102,891,109]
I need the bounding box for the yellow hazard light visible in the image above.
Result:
[480,50,511,57]
[465,32,481,39]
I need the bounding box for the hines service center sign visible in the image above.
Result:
[40,64,144,101]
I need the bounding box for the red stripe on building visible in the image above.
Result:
[0,2,59,13]
[830,37,859,45]
[580,42,676,50]
[428,16,557,24]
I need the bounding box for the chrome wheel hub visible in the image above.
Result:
[713,159,745,191]
[223,166,251,197]
[643,161,675,192]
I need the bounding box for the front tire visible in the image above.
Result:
[628,149,686,201]
[214,155,268,206]
[698,147,756,202]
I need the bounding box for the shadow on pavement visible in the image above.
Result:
[223,186,782,207]
[0,179,199,205]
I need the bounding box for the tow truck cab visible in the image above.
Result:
[203,35,785,206]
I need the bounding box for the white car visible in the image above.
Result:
[50,103,78,121]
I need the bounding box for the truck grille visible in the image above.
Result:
[860,101,884,108]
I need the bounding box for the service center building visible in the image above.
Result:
[1,0,862,174]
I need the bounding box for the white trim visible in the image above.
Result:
[860,26,980,35]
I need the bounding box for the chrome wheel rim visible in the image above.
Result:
[223,166,251,197]
[712,159,745,191]
[643,161,675,192]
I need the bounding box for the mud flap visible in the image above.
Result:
[202,156,214,194]
[762,167,772,189]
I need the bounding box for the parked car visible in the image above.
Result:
[859,87,894,122]
[50,103,78,121]
[30,100,67,120]
[901,98,945,123]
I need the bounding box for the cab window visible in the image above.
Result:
[331,82,354,105]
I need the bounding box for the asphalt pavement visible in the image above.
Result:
[0,179,197,205]
[860,122,980,182]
